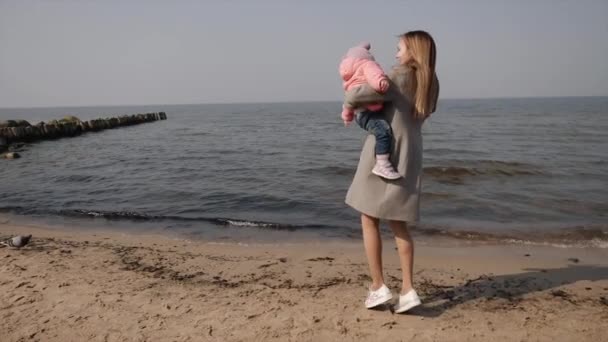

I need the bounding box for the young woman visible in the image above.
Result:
[344,30,439,313]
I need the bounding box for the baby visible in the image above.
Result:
[339,42,401,180]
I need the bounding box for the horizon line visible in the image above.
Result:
[1,95,607,110]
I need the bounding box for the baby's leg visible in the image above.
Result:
[356,110,392,155]
[356,111,401,180]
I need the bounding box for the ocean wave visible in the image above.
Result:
[297,166,354,177]
[61,209,335,231]
[52,174,105,183]
[423,192,457,200]
[1,206,606,246]
[413,224,608,247]
[175,132,210,137]
[425,147,489,156]
[0,206,333,231]
[423,160,543,183]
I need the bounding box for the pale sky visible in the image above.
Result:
[1,0,607,107]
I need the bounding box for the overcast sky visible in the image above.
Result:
[1,0,607,107]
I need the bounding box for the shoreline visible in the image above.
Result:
[2,212,607,250]
[1,221,607,341]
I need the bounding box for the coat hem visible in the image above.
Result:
[344,199,419,225]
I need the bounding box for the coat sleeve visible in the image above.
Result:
[343,84,386,110]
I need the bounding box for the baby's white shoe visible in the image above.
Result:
[372,162,401,180]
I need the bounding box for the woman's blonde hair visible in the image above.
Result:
[401,30,439,119]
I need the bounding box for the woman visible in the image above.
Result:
[344,30,439,313]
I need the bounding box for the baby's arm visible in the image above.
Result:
[341,105,355,125]
[363,61,389,93]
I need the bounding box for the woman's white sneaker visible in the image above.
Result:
[394,289,421,313]
[365,284,393,309]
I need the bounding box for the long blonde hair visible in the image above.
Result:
[401,30,439,120]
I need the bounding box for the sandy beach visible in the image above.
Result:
[1,221,607,342]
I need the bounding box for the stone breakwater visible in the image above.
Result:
[0,112,167,156]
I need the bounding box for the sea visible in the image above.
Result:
[1,97,607,246]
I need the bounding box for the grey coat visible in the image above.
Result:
[344,66,437,223]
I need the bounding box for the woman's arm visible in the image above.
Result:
[343,84,386,109]
[343,66,416,110]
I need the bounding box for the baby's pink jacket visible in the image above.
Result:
[339,42,387,122]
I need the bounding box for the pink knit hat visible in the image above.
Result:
[343,42,375,61]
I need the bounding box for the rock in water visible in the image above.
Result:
[1,235,32,248]
[15,120,31,127]
[60,115,81,124]
[0,137,7,152]
[3,152,21,159]
[0,120,17,128]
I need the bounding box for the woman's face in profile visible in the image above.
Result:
[396,39,410,65]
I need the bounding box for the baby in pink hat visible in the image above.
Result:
[339,42,401,180]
